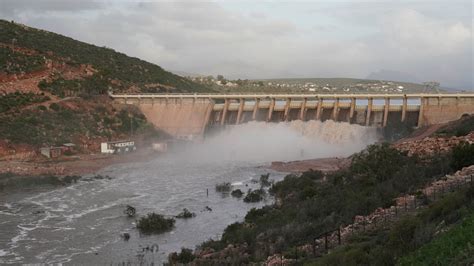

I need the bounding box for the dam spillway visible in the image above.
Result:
[110,93,474,138]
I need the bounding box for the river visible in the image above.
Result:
[0,120,378,264]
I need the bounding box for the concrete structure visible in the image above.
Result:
[101,140,136,154]
[110,93,474,137]
[152,142,168,152]
[40,147,62,158]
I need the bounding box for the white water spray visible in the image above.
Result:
[177,120,379,163]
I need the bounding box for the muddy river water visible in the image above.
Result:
[0,121,377,264]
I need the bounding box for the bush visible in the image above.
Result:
[49,102,60,111]
[243,189,266,203]
[124,205,136,217]
[231,189,244,198]
[259,173,272,187]
[169,248,195,264]
[451,142,474,171]
[136,213,175,234]
[215,182,232,192]
[175,208,196,219]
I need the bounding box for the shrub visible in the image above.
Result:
[49,102,60,111]
[175,208,196,219]
[169,248,195,264]
[124,205,136,217]
[259,173,272,187]
[215,182,232,192]
[451,142,474,171]
[136,213,175,234]
[231,189,244,198]
[243,189,266,203]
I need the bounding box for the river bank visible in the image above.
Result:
[0,149,157,177]
[270,157,351,173]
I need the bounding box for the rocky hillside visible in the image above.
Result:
[0,20,211,159]
[393,115,474,157]
[0,19,209,96]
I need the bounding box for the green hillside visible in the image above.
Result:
[0,19,210,94]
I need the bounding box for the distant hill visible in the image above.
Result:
[259,77,427,92]
[0,19,210,96]
[366,69,420,84]
[262,77,420,87]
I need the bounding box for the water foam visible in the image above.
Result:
[179,120,378,163]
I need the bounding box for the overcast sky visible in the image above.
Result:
[0,0,472,89]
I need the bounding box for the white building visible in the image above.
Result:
[101,140,136,154]
[152,142,168,152]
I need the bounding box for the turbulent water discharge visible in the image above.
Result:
[0,121,378,264]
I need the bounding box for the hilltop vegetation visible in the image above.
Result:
[0,19,209,95]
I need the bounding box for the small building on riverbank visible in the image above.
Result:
[101,140,136,154]
[40,146,63,158]
[152,142,168,152]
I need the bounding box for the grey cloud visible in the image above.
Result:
[0,1,471,89]
[0,0,103,14]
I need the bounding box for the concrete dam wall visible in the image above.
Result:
[111,93,474,139]
[137,99,213,138]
